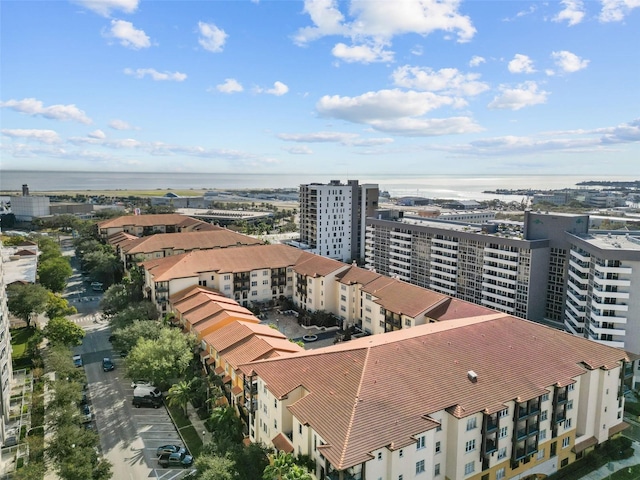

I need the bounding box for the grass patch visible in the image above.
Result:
[611,464,640,480]
[624,401,640,417]
[11,327,36,358]
[166,403,203,457]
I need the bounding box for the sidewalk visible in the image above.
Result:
[185,402,210,446]
[579,439,640,480]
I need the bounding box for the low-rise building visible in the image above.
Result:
[240,314,633,480]
[97,213,217,240]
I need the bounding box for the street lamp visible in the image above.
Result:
[202,430,206,443]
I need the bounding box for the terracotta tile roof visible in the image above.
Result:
[193,312,259,335]
[294,252,349,277]
[141,244,305,282]
[98,213,213,229]
[222,375,231,384]
[241,314,631,470]
[203,321,288,353]
[223,335,303,371]
[272,433,294,453]
[362,277,450,318]
[107,231,138,248]
[214,366,224,375]
[231,385,243,396]
[119,230,262,255]
[335,265,383,286]
[426,298,499,321]
[572,436,597,454]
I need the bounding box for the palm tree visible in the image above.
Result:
[262,451,313,480]
[167,379,194,417]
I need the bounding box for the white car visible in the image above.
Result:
[131,380,153,389]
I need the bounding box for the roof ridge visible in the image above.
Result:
[337,346,371,468]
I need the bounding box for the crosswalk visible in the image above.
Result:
[71,313,105,324]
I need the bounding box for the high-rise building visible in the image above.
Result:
[0,237,14,451]
[299,180,378,262]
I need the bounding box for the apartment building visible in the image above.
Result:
[107,229,263,269]
[240,315,632,480]
[97,213,217,240]
[0,240,14,452]
[298,180,378,262]
[564,232,640,363]
[365,210,591,325]
[140,244,305,313]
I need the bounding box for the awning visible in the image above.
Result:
[231,385,243,396]
[222,375,232,384]
[214,366,224,375]
[609,422,629,437]
[271,433,294,454]
[199,351,210,359]
[572,436,597,454]
[206,357,216,365]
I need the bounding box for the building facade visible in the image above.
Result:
[298,180,378,262]
[241,316,632,480]
[9,184,50,221]
[0,238,14,451]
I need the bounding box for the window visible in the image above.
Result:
[263,270,269,276]
[379,320,385,328]
[399,476,403,480]
[465,440,476,453]
[567,400,573,410]
[224,275,231,281]
[467,417,477,430]
[399,449,404,458]
[251,281,257,287]
[436,423,442,432]
[435,464,441,476]
[263,280,269,285]
[416,460,425,474]
[274,399,277,408]
[539,429,546,440]
[377,452,382,460]
[562,437,570,448]
[537,449,545,460]
[499,408,509,418]
[498,447,507,460]
[416,436,425,449]
[540,410,548,421]
[224,285,230,291]
[299,424,302,434]
[499,426,508,438]
[435,441,441,454]
[542,393,549,402]
[565,419,572,429]
[274,420,277,429]
[464,462,475,475]
[496,468,505,480]
[341,295,347,301]
[405,319,411,327]
[568,383,575,391]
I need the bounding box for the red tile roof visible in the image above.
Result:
[118,230,263,255]
[141,244,305,282]
[294,252,349,277]
[98,213,215,230]
[272,433,294,453]
[241,314,631,470]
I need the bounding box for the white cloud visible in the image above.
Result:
[1,129,60,144]
[488,82,549,110]
[508,54,536,74]
[551,50,590,73]
[553,0,585,26]
[256,81,289,96]
[216,78,244,93]
[332,42,394,63]
[503,4,537,21]
[367,117,483,136]
[599,0,640,22]
[0,98,92,124]
[198,22,228,53]
[282,146,313,154]
[294,0,476,47]
[277,131,394,146]
[469,55,486,67]
[317,89,457,123]
[109,119,135,130]
[88,129,106,139]
[411,45,424,56]
[124,68,187,81]
[72,0,139,17]
[392,65,489,96]
[106,19,151,49]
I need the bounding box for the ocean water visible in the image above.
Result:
[1,170,636,201]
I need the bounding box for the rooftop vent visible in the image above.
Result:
[467,370,478,383]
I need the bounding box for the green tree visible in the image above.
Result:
[235,442,271,480]
[7,283,49,328]
[83,249,122,285]
[38,256,73,292]
[193,454,237,480]
[12,461,46,480]
[109,302,159,331]
[111,320,162,355]
[262,452,313,480]
[125,328,194,389]
[99,284,130,317]
[36,235,62,262]
[167,379,196,417]
[207,406,244,444]
[44,317,85,347]
[45,292,78,319]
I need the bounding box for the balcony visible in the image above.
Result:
[327,470,362,480]
[594,264,632,275]
[484,438,497,454]
[516,424,539,440]
[590,300,628,312]
[570,249,590,263]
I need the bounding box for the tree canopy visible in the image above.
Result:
[125,327,194,389]
[111,320,162,354]
[45,292,78,320]
[39,256,73,292]
[44,317,85,347]
[7,283,49,327]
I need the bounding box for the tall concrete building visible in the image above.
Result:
[298,180,378,262]
[0,238,14,451]
[564,231,640,357]
[9,184,50,221]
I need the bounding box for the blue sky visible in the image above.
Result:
[1,0,639,175]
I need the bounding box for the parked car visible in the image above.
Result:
[80,404,93,423]
[90,281,104,292]
[131,380,153,389]
[156,445,187,457]
[102,357,115,372]
[133,385,162,398]
[132,395,163,409]
[72,354,83,368]
[158,451,193,468]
